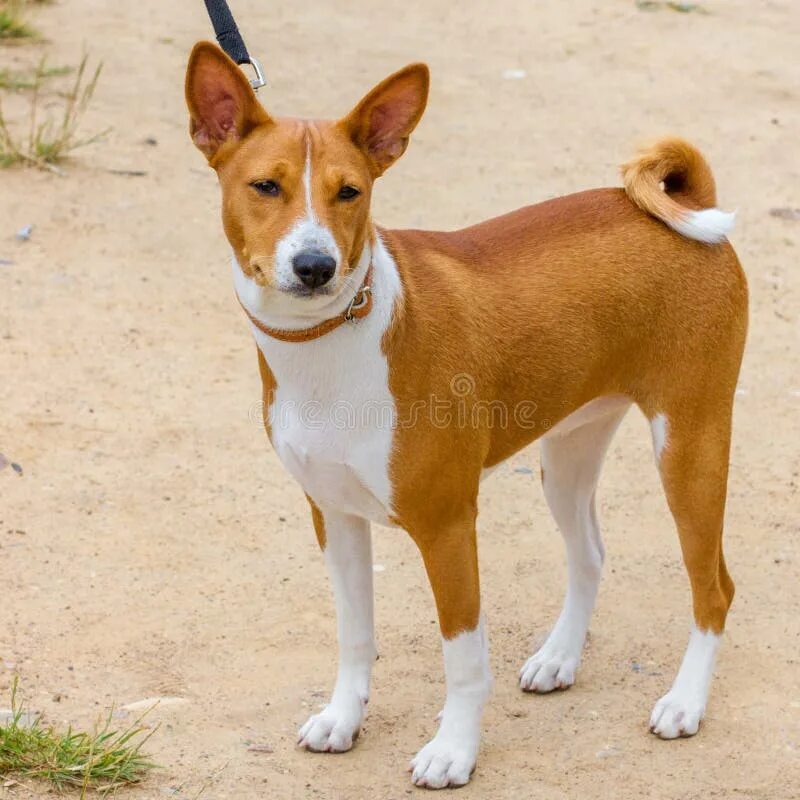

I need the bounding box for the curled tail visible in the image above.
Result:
[621,137,735,244]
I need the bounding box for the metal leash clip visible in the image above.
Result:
[345,285,371,322]
[243,56,266,91]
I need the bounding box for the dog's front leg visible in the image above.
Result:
[408,512,491,789]
[298,505,376,752]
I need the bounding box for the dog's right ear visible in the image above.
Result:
[185,41,271,162]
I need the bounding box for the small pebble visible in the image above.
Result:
[502,68,527,80]
[246,743,274,753]
[514,466,533,474]
[15,225,33,241]
[769,207,800,221]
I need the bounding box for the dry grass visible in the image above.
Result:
[0,677,157,796]
[0,53,106,170]
[0,63,70,90]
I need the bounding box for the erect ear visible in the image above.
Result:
[340,63,429,176]
[185,41,271,161]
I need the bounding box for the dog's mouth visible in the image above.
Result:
[286,283,336,299]
[248,263,339,300]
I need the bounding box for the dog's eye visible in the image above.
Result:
[251,180,281,197]
[338,185,360,201]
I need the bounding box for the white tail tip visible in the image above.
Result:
[668,208,736,244]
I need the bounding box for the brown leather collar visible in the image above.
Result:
[238,265,373,343]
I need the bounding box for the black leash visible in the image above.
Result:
[202,0,265,90]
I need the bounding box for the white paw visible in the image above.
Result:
[409,734,477,789]
[519,645,579,693]
[649,690,704,739]
[298,700,364,753]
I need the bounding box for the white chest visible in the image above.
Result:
[265,339,396,526]
[243,239,401,527]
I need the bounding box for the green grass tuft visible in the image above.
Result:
[0,677,157,794]
[0,1,37,39]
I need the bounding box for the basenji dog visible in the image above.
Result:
[185,42,747,789]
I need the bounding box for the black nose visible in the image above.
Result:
[292,251,336,288]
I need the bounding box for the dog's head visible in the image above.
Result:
[185,42,428,312]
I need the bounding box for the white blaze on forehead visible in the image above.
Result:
[272,126,340,291]
[303,135,315,221]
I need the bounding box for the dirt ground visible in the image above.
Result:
[1,1,799,798]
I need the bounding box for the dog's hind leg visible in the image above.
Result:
[520,398,629,693]
[647,400,736,739]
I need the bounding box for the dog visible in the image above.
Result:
[185,42,747,789]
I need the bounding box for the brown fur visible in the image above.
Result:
[307,496,327,551]
[382,188,746,636]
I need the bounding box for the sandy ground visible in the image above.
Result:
[1,1,799,798]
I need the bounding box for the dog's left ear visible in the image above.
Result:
[185,41,271,162]
[340,63,429,176]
